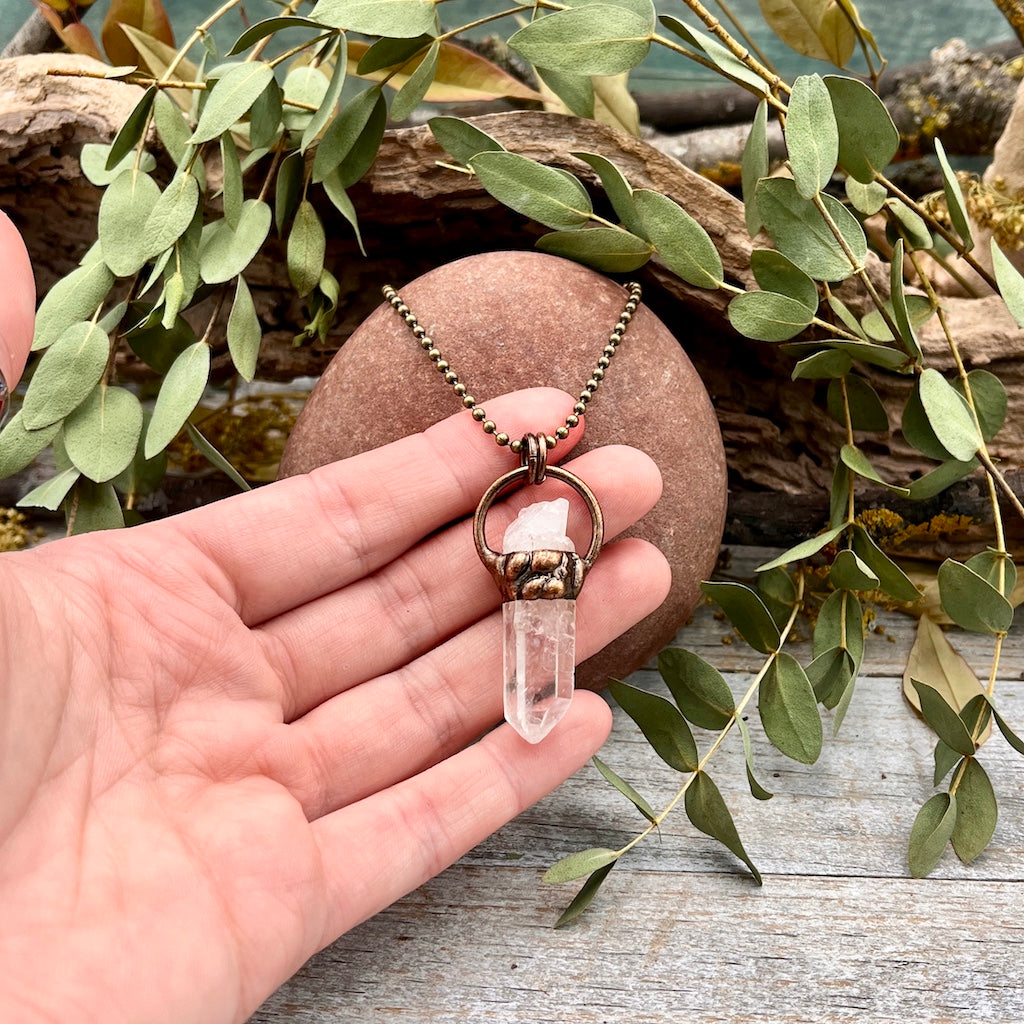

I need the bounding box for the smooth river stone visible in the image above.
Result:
[502,496,576,743]
[279,251,728,691]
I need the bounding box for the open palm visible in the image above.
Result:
[0,388,668,1024]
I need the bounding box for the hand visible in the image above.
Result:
[0,387,668,1023]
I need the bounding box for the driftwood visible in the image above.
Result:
[1,53,1023,553]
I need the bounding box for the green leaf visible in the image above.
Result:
[310,0,439,37]
[786,74,838,198]
[956,369,1007,443]
[145,172,201,259]
[221,133,244,230]
[845,175,886,216]
[657,15,768,94]
[153,89,192,166]
[275,150,304,235]
[536,227,651,273]
[824,74,898,183]
[184,422,252,492]
[806,645,856,708]
[756,523,844,572]
[907,458,979,501]
[741,99,769,236]
[552,862,615,929]
[537,68,594,119]
[17,466,81,511]
[429,116,504,166]
[860,295,934,343]
[81,142,156,187]
[700,581,781,654]
[68,478,124,534]
[991,239,1024,328]
[226,276,261,382]
[633,189,723,290]
[312,87,385,184]
[200,200,272,285]
[987,699,1024,756]
[145,342,211,458]
[356,33,431,73]
[282,64,332,133]
[826,375,889,431]
[390,39,439,122]
[911,679,977,756]
[792,348,852,380]
[22,322,110,430]
[934,138,973,251]
[0,412,61,477]
[757,566,797,628]
[287,200,327,298]
[111,410,167,500]
[966,549,1017,599]
[759,652,823,763]
[470,151,592,231]
[938,558,1014,635]
[829,294,868,337]
[105,84,157,170]
[249,77,284,150]
[934,741,961,786]
[829,549,878,591]
[951,758,997,864]
[852,526,921,603]
[908,792,956,878]
[813,589,864,671]
[190,61,275,144]
[591,755,656,823]
[885,200,933,251]
[508,5,653,76]
[756,178,866,281]
[543,846,619,885]
[322,175,366,256]
[33,260,115,352]
[903,614,987,727]
[572,151,644,237]
[840,444,909,494]
[728,291,814,341]
[125,302,197,374]
[99,169,162,277]
[658,647,735,730]
[685,772,762,884]
[608,678,699,773]
[759,0,856,66]
[161,271,186,330]
[63,386,144,483]
[302,41,348,152]
[829,457,851,529]
[750,249,818,310]
[737,716,773,800]
[902,374,956,461]
[888,239,922,361]
[228,15,331,55]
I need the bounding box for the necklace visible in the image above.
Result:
[383,280,643,743]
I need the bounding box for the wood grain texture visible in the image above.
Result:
[253,548,1024,1023]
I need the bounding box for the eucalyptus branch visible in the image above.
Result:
[711,0,777,75]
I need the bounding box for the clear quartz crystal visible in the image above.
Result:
[501,498,576,744]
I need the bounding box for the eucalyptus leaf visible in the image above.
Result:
[845,176,886,216]
[955,370,1007,443]
[791,349,852,380]
[829,549,878,591]
[508,5,653,76]
[757,566,797,628]
[756,178,866,281]
[910,679,977,756]
[951,758,997,864]
[918,367,981,463]
[145,172,201,259]
[310,0,439,38]
[81,142,156,187]
[221,133,244,230]
[908,792,956,878]
[33,260,114,352]
[741,99,769,236]
[543,846,619,885]
[937,558,1014,635]
[470,151,592,231]
[63,385,144,483]
[228,16,331,55]
[302,42,348,152]
[22,322,110,429]
[145,342,211,458]
[227,276,261,382]
[759,0,855,66]
[552,862,616,929]
[829,457,851,529]
[105,85,157,170]
[728,290,814,341]
[786,74,838,198]
[68,478,125,534]
[902,375,956,461]
[608,678,699,773]
[885,200,932,251]
[633,189,723,290]
[429,116,504,166]
[935,138,973,251]
[852,526,921,604]
[190,61,275,144]
[756,523,844,571]
[737,716,773,800]
[685,772,762,884]
[658,15,768,94]
[0,412,61,478]
[249,77,284,150]
[537,68,595,119]
[759,652,822,763]
[125,302,197,374]
[934,741,961,786]
[356,33,432,73]
[592,755,657,823]
[750,249,818,310]
[282,65,332,133]
[200,200,272,284]
[826,375,889,432]
[572,152,644,237]
[316,91,387,188]
[275,151,304,235]
[390,39,440,122]
[535,227,652,272]
[17,466,81,512]
[287,200,327,298]
[99,169,162,277]
[888,239,922,361]
[827,295,868,338]
[322,175,366,256]
[700,580,781,654]
[806,645,856,707]
[840,444,909,494]
[990,239,1024,328]
[185,423,252,492]
[658,647,735,730]
[907,458,980,501]
[965,549,1017,599]
[111,411,167,501]
[987,699,1024,756]
[813,589,864,672]
[824,75,898,182]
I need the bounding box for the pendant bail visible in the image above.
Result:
[521,432,548,485]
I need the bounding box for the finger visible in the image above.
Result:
[259,444,663,721]
[310,689,612,944]
[152,388,582,625]
[278,538,670,820]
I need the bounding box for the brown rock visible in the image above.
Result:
[280,251,727,688]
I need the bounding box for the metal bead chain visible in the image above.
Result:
[381,281,642,454]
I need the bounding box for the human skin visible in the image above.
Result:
[0,210,34,397]
[0,381,669,1023]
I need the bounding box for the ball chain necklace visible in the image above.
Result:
[383,280,643,743]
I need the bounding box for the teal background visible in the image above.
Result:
[0,0,1015,91]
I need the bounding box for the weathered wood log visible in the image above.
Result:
[1,53,1023,555]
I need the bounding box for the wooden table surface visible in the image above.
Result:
[252,548,1024,1024]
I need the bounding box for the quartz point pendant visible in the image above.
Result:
[501,498,576,743]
